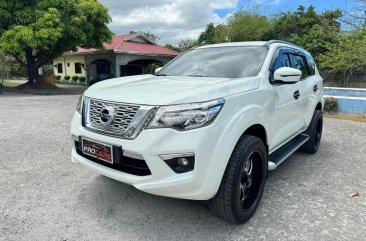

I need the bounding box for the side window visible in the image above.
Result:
[305,54,316,76]
[57,63,63,74]
[272,53,291,71]
[289,54,309,79]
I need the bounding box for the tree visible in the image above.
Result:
[265,5,342,59]
[318,31,366,85]
[0,51,10,78]
[0,0,112,88]
[142,31,160,42]
[177,38,197,52]
[341,0,366,31]
[164,44,180,52]
[197,23,216,45]
[214,10,270,43]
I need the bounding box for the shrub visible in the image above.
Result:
[324,97,338,112]
[72,76,79,82]
[55,75,61,81]
[64,75,71,80]
[79,76,86,82]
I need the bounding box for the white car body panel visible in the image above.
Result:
[70,41,324,200]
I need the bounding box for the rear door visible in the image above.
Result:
[288,52,314,129]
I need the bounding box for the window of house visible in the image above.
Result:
[289,54,309,79]
[75,62,82,74]
[57,63,63,73]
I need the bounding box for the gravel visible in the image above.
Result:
[1,93,366,241]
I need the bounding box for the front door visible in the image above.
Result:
[267,48,305,151]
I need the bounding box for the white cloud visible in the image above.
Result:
[99,0,239,44]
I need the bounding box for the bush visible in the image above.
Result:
[324,97,338,112]
[72,76,79,82]
[79,76,86,82]
[64,75,71,81]
[55,75,61,81]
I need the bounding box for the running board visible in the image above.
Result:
[268,134,309,171]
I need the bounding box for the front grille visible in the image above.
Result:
[75,141,151,176]
[88,99,140,134]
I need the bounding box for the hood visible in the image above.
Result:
[85,74,260,105]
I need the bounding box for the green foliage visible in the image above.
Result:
[79,76,86,82]
[177,39,197,52]
[198,23,216,45]
[324,97,338,112]
[142,31,160,42]
[64,75,71,80]
[55,75,61,81]
[72,76,79,82]
[0,0,113,85]
[318,31,366,72]
[164,44,180,52]
[265,5,342,59]
[214,10,270,43]
[0,51,10,77]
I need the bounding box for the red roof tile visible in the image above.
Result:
[69,34,179,56]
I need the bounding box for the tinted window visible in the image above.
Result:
[75,62,82,74]
[158,46,268,78]
[289,54,309,79]
[272,53,291,71]
[57,63,63,73]
[305,54,316,76]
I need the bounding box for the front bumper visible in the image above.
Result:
[70,112,236,200]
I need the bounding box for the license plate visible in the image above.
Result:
[81,138,113,164]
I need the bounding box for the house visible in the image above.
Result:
[52,33,180,81]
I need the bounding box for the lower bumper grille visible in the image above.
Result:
[75,141,151,176]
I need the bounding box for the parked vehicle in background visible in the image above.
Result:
[71,40,324,223]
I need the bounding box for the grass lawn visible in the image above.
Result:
[2,81,21,87]
[324,113,366,123]
[56,82,88,88]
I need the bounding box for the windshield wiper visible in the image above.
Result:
[156,73,168,76]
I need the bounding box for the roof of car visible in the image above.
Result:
[196,40,303,51]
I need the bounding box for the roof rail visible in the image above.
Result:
[264,40,301,48]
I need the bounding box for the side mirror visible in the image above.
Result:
[155,67,163,74]
[273,67,302,83]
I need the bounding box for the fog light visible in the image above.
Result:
[160,153,195,174]
[177,157,189,166]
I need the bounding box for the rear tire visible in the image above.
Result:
[208,135,267,223]
[300,110,323,154]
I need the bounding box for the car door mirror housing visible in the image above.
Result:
[155,67,163,74]
[273,67,302,83]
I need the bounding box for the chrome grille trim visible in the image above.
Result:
[83,97,157,139]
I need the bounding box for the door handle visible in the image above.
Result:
[293,90,300,100]
[313,85,318,92]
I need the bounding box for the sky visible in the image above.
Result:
[98,0,358,45]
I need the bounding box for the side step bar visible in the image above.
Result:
[268,134,309,171]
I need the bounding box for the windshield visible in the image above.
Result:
[158,46,268,78]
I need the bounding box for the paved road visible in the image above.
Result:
[1,94,366,241]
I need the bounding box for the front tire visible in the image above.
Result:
[209,135,267,223]
[300,110,323,154]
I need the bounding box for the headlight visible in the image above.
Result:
[76,94,84,114]
[147,98,224,131]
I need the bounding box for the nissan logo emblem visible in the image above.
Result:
[99,106,116,125]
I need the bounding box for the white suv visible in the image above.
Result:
[71,40,324,223]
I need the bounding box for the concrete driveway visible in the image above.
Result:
[1,94,365,241]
